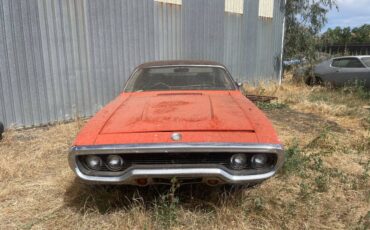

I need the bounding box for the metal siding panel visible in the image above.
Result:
[224,13,240,78]
[38,0,57,123]
[0,70,5,126]
[182,0,223,60]
[126,0,135,73]
[102,0,113,103]
[53,0,71,121]
[12,0,33,125]
[109,0,120,94]
[78,0,94,116]
[154,2,182,61]
[46,0,64,121]
[23,0,41,125]
[0,0,284,128]
[31,0,49,124]
[97,0,107,106]
[274,0,285,81]
[60,0,75,120]
[114,0,125,85]
[243,0,258,81]
[121,0,130,83]
[67,0,82,117]
[87,0,102,109]
[0,0,13,126]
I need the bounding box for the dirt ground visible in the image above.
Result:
[0,78,369,229]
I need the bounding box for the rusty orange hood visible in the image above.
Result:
[100,92,255,134]
[73,90,280,145]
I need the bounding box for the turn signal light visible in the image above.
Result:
[207,179,220,186]
[136,178,148,186]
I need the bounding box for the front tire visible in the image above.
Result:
[305,76,322,86]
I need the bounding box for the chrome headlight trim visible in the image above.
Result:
[68,142,284,184]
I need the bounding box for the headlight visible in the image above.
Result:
[230,154,247,170]
[106,155,124,171]
[251,154,268,169]
[85,155,103,170]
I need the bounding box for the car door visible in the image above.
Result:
[323,58,347,86]
[336,57,369,86]
[359,57,370,87]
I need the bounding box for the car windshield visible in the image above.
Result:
[124,66,236,92]
[361,57,370,67]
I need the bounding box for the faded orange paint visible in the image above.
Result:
[73,90,281,146]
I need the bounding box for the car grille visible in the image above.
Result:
[122,153,233,165]
[78,152,277,172]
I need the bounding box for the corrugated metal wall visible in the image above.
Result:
[0,0,285,128]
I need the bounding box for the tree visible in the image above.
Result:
[284,0,337,61]
[351,24,370,43]
[284,0,337,80]
[321,24,370,44]
[322,27,343,44]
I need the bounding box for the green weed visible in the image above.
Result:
[282,142,308,175]
[299,181,311,200]
[315,175,330,192]
[342,82,370,100]
[152,178,180,229]
[253,197,264,211]
[355,211,370,230]
[361,160,370,182]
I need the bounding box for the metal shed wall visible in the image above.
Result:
[0,0,285,128]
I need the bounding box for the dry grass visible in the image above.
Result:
[0,76,369,229]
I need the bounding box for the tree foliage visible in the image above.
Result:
[322,24,370,44]
[284,0,337,61]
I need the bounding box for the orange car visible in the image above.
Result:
[69,61,284,186]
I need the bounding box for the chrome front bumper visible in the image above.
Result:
[69,143,284,185]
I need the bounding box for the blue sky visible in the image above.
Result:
[323,0,370,31]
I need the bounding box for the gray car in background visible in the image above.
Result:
[313,56,370,88]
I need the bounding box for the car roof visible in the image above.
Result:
[135,60,227,69]
[332,55,370,60]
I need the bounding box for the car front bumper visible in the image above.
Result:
[69,143,284,185]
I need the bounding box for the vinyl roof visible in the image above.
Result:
[136,60,227,69]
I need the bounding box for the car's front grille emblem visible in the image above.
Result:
[171,132,182,141]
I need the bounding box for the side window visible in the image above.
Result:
[332,58,364,68]
[361,57,370,67]
[345,58,365,68]
[332,59,345,67]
